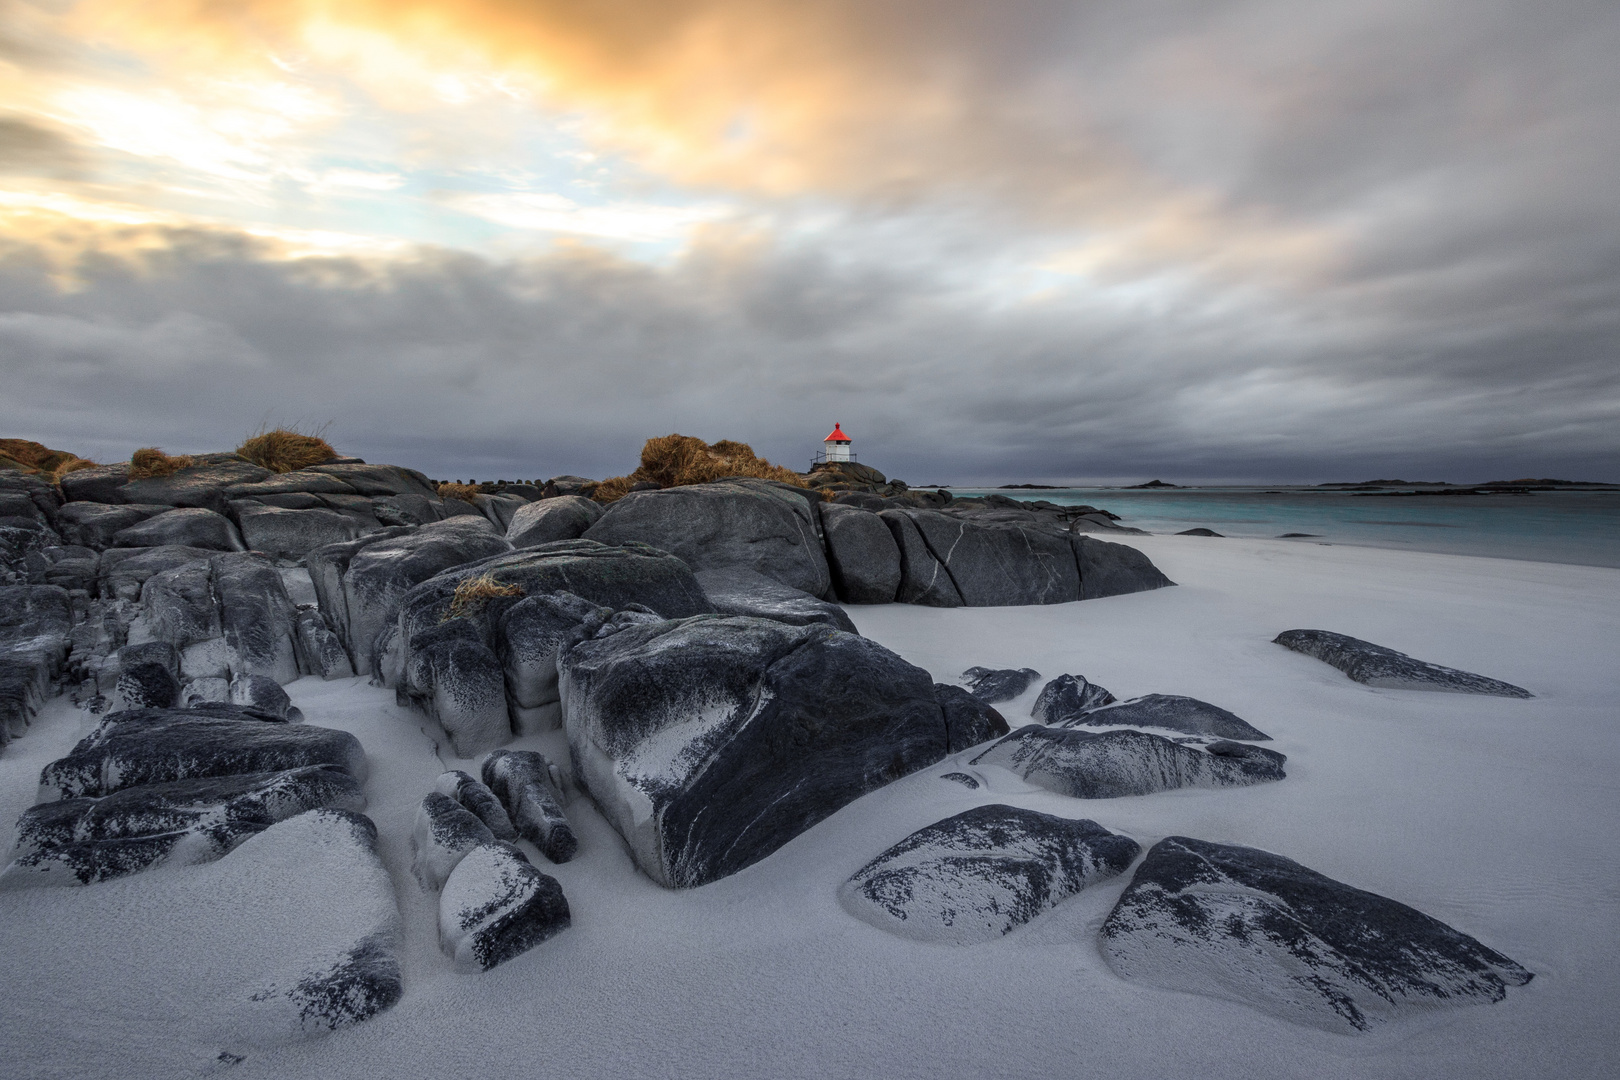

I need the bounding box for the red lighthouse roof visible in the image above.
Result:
[824,423,851,443]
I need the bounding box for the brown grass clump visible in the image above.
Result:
[593,434,808,504]
[442,573,524,621]
[236,427,337,473]
[50,457,100,482]
[128,447,195,479]
[437,482,480,502]
[0,438,100,482]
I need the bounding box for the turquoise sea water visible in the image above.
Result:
[947,487,1620,569]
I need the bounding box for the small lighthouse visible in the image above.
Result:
[822,422,853,463]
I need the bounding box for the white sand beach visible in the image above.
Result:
[3,535,1616,1079]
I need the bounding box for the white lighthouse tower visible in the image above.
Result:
[821,422,853,463]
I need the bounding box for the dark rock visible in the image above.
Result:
[934,684,1011,752]
[235,505,362,556]
[877,510,962,607]
[1099,836,1533,1033]
[1030,674,1117,724]
[1074,536,1175,599]
[139,559,218,649]
[820,503,901,603]
[371,493,447,527]
[439,841,571,972]
[961,666,1041,704]
[113,507,245,552]
[892,510,1080,606]
[939,771,980,788]
[98,545,218,602]
[1,765,364,887]
[294,607,355,679]
[471,493,527,530]
[505,495,604,549]
[307,463,437,498]
[1062,694,1271,740]
[58,463,131,504]
[118,640,179,679]
[543,475,596,497]
[118,455,273,516]
[584,478,831,597]
[411,791,495,889]
[116,661,178,709]
[0,584,73,745]
[482,749,578,864]
[1273,629,1532,697]
[401,624,511,757]
[695,567,858,634]
[830,491,888,511]
[435,769,517,841]
[563,614,949,887]
[969,724,1286,798]
[497,592,610,734]
[1176,528,1223,537]
[840,804,1140,944]
[212,552,301,684]
[224,471,358,498]
[56,502,169,549]
[39,708,366,799]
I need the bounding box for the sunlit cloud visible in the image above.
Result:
[442,190,730,242]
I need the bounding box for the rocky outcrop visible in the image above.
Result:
[439,841,570,972]
[969,725,1285,798]
[1061,694,1271,740]
[233,504,362,557]
[1074,536,1175,599]
[213,552,303,685]
[695,567,858,633]
[56,502,168,549]
[1274,629,1532,697]
[840,804,1140,944]
[113,507,246,552]
[584,478,831,597]
[1030,673,1117,723]
[820,503,901,603]
[878,510,962,607]
[961,666,1041,704]
[562,615,951,887]
[505,495,602,549]
[1099,836,1533,1032]
[0,584,74,749]
[891,509,1080,606]
[3,765,364,887]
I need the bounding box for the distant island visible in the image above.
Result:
[1125,479,1180,489]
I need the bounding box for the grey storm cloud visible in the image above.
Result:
[1,0,1617,484]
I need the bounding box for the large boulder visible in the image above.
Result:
[887,509,1080,606]
[1273,629,1532,697]
[1062,694,1271,740]
[961,666,1041,704]
[584,478,831,597]
[1030,673,1117,723]
[2,765,364,888]
[506,495,604,549]
[235,504,363,557]
[212,552,301,684]
[38,708,366,800]
[56,502,169,549]
[435,770,517,841]
[140,559,219,649]
[562,615,950,887]
[481,750,577,864]
[877,510,962,607]
[306,463,437,498]
[1074,536,1175,600]
[1099,836,1533,1033]
[113,507,245,552]
[820,504,901,604]
[401,622,511,757]
[0,584,74,746]
[439,841,571,973]
[933,684,1011,752]
[969,725,1286,799]
[497,592,611,734]
[410,792,495,890]
[695,567,858,634]
[840,804,1140,944]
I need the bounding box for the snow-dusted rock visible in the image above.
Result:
[439,841,570,972]
[970,725,1285,799]
[962,666,1041,704]
[116,660,178,709]
[113,507,246,552]
[230,673,303,722]
[98,545,217,602]
[0,584,73,745]
[1274,629,1532,697]
[933,684,1011,752]
[1030,673,1116,724]
[212,552,301,685]
[1099,836,1533,1033]
[820,503,902,604]
[3,765,364,888]
[139,559,219,648]
[840,804,1140,943]
[435,769,517,841]
[181,676,231,707]
[402,622,511,757]
[584,478,831,597]
[1061,694,1271,740]
[39,708,366,800]
[481,749,577,864]
[505,494,602,548]
[294,607,354,679]
[411,792,494,890]
[562,614,950,887]
[497,592,610,734]
[1074,536,1175,599]
[695,566,858,633]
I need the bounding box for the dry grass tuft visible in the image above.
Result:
[237,427,337,473]
[443,573,524,621]
[594,434,808,503]
[128,447,194,479]
[0,438,101,482]
[437,482,480,502]
[50,457,100,483]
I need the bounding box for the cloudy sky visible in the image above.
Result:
[1,0,1616,484]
